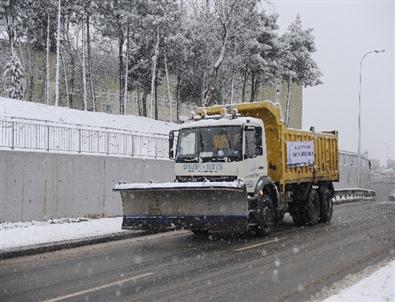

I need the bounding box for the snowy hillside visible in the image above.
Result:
[0,97,178,135]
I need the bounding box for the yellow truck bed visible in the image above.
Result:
[201,101,339,186]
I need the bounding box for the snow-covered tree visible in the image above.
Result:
[280,15,322,125]
[250,12,282,102]
[124,0,181,118]
[96,0,137,115]
[175,0,280,106]
[0,0,322,122]
[66,0,98,110]
[148,0,181,119]
[3,51,24,99]
[202,0,245,105]
[0,0,22,51]
[231,9,281,103]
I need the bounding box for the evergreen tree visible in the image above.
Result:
[235,10,281,103]
[280,15,322,125]
[3,51,24,99]
[96,0,137,115]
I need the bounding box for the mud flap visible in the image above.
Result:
[114,182,248,232]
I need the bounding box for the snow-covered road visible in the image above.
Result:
[1,201,394,302]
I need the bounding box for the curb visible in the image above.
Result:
[0,230,148,260]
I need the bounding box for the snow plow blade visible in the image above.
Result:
[114,181,248,232]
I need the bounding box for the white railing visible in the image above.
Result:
[0,119,169,159]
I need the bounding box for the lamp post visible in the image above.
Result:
[357,49,385,188]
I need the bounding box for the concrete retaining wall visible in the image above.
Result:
[0,149,379,223]
[0,150,174,222]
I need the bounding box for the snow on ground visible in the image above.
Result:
[0,217,125,250]
[0,97,177,135]
[322,260,395,302]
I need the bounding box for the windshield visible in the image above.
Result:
[176,126,242,162]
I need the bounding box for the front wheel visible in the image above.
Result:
[256,195,276,236]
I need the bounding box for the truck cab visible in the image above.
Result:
[171,113,267,194]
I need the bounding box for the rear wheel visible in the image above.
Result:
[256,195,276,236]
[291,208,306,226]
[307,189,321,225]
[319,186,333,223]
[291,189,320,226]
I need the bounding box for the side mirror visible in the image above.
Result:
[169,131,175,159]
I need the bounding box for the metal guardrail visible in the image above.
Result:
[333,188,376,203]
[0,119,169,159]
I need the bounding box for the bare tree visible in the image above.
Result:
[54,0,61,107]
[46,13,50,105]
[149,28,160,118]
[61,47,70,107]
[82,20,87,111]
[164,52,172,121]
[123,27,130,114]
[85,3,96,111]
[203,0,238,105]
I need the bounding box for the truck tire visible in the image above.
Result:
[291,189,320,226]
[291,207,307,226]
[305,189,320,225]
[256,195,276,236]
[319,186,333,223]
[277,211,285,223]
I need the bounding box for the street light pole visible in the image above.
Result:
[357,49,385,188]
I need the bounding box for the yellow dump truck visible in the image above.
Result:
[115,101,339,235]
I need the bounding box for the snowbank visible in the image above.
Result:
[0,217,125,250]
[0,97,178,135]
[323,260,395,302]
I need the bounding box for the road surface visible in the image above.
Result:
[1,200,394,302]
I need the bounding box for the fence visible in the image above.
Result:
[0,119,169,159]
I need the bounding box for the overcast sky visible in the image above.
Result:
[271,0,394,165]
